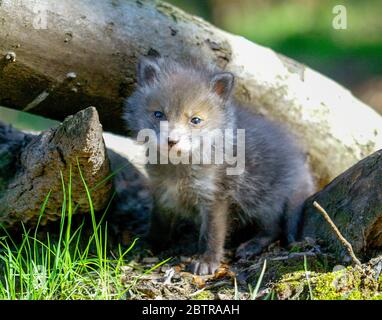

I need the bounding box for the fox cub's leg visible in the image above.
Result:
[191,200,228,275]
[235,215,281,259]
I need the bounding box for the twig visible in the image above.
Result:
[313,201,362,267]
[189,287,206,297]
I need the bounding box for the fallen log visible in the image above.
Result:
[0,0,382,187]
[302,149,382,262]
[0,107,112,229]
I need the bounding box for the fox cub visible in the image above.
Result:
[123,57,314,275]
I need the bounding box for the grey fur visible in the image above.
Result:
[123,57,315,275]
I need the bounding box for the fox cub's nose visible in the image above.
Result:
[168,138,179,148]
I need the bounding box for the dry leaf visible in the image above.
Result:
[192,275,206,289]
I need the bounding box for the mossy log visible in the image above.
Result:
[273,256,382,300]
[302,150,382,262]
[0,107,112,229]
[1,0,382,187]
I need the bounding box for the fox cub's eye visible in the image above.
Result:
[153,111,165,119]
[191,117,202,125]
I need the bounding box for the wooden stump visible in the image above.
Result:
[0,107,112,229]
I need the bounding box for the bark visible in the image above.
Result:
[0,107,112,229]
[302,149,382,262]
[0,0,381,187]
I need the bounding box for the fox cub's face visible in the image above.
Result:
[124,57,235,159]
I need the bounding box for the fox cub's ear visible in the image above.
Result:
[137,57,160,85]
[211,72,234,100]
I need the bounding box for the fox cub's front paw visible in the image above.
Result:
[190,256,220,275]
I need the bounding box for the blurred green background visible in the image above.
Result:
[1,0,382,129]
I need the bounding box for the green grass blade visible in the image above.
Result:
[251,259,267,300]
